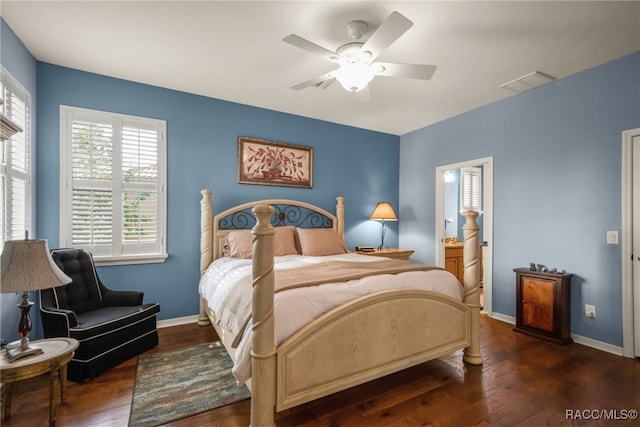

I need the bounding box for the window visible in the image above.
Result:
[60,106,167,265]
[1,68,31,246]
[460,167,482,212]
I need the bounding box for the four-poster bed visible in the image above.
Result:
[197,189,482,426]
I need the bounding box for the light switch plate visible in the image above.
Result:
[606,231,619,245]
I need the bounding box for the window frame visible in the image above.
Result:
[60,105,167,266]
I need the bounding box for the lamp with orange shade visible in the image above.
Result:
[369,202,398,250]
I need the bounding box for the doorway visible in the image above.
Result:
[435,157,493,315]
[622,128,640,358]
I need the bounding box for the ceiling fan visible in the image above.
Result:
[283,11,437,93]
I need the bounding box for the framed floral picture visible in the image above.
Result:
[238,136,313,188]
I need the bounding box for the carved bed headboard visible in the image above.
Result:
[200,189,345,274]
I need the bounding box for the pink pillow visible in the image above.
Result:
[296,228,347,256]
[224,230,253,259]
[273,226,299,256]
[224,226,299,258]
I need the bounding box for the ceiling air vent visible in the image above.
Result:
[500,71,555,93]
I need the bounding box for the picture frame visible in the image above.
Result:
[238,136,313,188]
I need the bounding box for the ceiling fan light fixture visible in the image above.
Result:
[333,62,378,92]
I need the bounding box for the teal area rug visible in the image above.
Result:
[128,341,251,427]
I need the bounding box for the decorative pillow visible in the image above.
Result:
[224,230,253,259]
[224,226,300,258]
[273,226,299,256]
[296,228,348,256]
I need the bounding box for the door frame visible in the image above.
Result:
[435,156,494,315]
[621,128,640,357]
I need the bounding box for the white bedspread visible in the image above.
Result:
[198,253,463,384]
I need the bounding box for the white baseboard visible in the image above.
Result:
[157,315,199,328]
[488,312,624,356]
[487,312,515,325]
[571,334,624,356]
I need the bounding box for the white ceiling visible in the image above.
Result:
[2,1,639,135]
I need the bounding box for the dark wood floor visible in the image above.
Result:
[3,315,639,426]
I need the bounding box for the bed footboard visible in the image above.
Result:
[275,290,470,411]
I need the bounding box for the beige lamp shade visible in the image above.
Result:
[1,238,72,293]
[370,202,398,221]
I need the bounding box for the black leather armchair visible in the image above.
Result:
[39,248,160,382]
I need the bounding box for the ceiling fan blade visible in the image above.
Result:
[290,70,336,90]
[283,34,342,64]
[361,11,413,62]
[375,62,437,80]
[317,77,336,90]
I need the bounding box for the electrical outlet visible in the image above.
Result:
[585,304,596,318]
[606,231,619,245]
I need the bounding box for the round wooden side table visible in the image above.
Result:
[1,337,79,427]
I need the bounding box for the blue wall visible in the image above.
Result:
[400,51,640,346]
[34,64,399,325]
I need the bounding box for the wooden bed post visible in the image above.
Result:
[462,209,482,365]
[251,204,276,427]
[336,196,345,239]
[198,189,213,326]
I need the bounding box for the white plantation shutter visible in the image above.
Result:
[71,119,113,248]
[121,122,160,250]
[61,106,166,264]
[1,68,31,246]
[460,167,482,212]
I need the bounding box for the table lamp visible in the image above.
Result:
[370,202,398,250]
[1,232,72,362]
